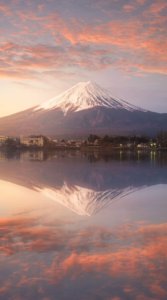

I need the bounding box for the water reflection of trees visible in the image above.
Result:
[82,150,167,164]
[1,149,167,164]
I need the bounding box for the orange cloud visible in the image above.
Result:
[136,0,146,4]
[0,41,116,79]
[123,4,136,13]
[0,1,166,79]
[43,12,167,75]
[48,234,167,279]
[46,226,167,299]
[0,3,12,16]
[0,216,167,299]
[149,1,167,14]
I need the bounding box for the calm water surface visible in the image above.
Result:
[0,150,167,300]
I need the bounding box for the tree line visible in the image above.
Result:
[87,131,167,147]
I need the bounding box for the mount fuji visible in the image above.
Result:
[0,81,167,137]
[34,81,145,114]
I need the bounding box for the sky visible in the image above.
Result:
[0,0,167,117]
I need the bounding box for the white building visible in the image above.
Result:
[0,136,8,145]
[20,136,44,147]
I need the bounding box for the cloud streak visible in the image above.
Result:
[0,214,167,299]
[0,0,166,81]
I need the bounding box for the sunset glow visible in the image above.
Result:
[0,0,167,116]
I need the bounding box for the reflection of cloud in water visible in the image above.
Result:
[0,214,167,300]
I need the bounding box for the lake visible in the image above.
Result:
[0,150,167,300]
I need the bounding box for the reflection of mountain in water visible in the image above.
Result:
[38,184,141,216]
[0,152,167,216]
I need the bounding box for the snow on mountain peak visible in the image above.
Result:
[35,81,146,114]
[36,183,141,216]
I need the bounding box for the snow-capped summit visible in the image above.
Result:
[35,81,146,114]
[37,183,141,216]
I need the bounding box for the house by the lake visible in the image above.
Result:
[20,136,44,147]
[0,136,8,145]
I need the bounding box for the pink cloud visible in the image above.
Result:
[0,3,12,16]
[0,2,166,79]
[136,0,146,4]
[0,217,167,299]
[149,1,167,14]
[123,4,136,13]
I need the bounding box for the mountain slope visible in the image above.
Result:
[34,81,146,114]
[0,81,167,137]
